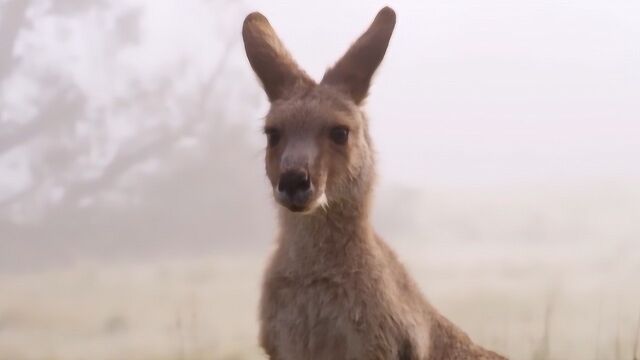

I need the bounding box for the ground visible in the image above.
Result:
[1,240,638,360]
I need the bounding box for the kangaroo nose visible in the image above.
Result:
[278,170,311,197]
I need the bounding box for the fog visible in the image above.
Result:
[0,0,639,359]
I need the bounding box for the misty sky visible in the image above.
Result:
[247,0,640,187]
[1,0,639,198]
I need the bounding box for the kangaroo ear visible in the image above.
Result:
[321,7,396,104]
[242,12,314,102]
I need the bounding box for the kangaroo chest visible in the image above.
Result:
[261,266,408,360]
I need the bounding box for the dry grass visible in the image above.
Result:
[0,242,638,360]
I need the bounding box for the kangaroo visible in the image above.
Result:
[242,7,507,360]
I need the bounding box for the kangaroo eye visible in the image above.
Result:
[264,128,281,148]
[330,126,349,145]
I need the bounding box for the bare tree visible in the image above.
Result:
[0,0,272,271]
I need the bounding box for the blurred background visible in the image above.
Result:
[0,0,639,359]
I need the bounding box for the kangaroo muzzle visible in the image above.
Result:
[276,169,314,211]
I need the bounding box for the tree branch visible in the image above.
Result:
[0,0,30,81]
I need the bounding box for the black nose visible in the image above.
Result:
[278,170,311,197]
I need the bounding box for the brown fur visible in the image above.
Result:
[242,7,507,360]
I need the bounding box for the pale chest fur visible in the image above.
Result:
[259,239,430,360]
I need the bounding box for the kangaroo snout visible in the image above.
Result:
[276,169,313,212]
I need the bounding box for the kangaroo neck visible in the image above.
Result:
[277,186,375,260]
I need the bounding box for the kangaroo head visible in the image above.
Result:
[242,7,396,214]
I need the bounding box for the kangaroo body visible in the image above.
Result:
[242,7,507,360]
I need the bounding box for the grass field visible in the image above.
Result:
[1,240,638,360]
